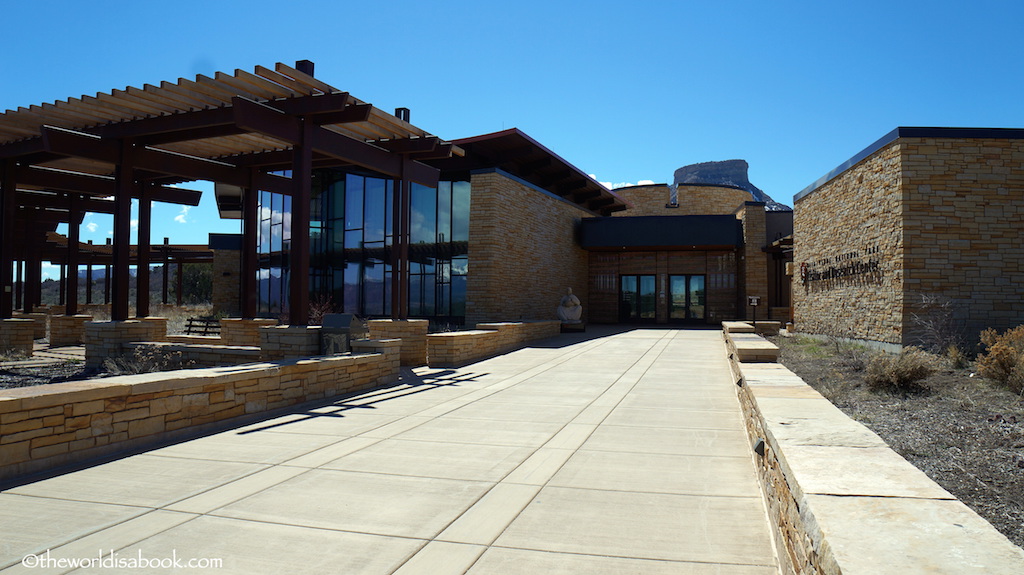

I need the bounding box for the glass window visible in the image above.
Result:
[365,178,386,243]
[410,183,436,244]
[345,174,363,231]
[452,181,470,242]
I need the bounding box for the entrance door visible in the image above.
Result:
[620,275,656,322]
[669,275,706,322]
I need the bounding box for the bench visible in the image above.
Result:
[184,317,221,336]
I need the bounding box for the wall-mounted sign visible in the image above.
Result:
[801,245,882,285]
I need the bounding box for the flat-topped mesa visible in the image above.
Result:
[673,159,791,211]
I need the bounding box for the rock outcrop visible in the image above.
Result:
[673,160,790,211]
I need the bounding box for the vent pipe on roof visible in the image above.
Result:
[395,107,410,122]
[295,60,315,77]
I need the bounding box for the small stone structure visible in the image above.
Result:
[367,319,428,365]
[220,318,279,347]
[0,318,34,355]
[259,325,322,361]
[426,320,561,367]
[49,315,94,347]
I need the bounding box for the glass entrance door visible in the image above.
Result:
[620,275,656,322]
[670,275,706,322]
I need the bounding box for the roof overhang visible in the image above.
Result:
[426,128,629,216]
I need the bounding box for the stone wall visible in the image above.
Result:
[466,170,590,326]
[220,318,279,347]
[84,321,168,370]
[211,248,241,317]
[736,202,769,319]
[49,315,93,347]
[795,136,1024,346]
[426,320,561,367]
[0,318,34,355]
[367,319,428,366]
[611,184,752,217]
[725,332,1024,573]
[793,142,904,344]
[900,137,1024,345]
[259,325,322,361]
[0,340,400,483]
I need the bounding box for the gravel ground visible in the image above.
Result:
[772,335,1024,549]
[0,362,94,389]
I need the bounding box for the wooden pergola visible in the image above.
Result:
[0,61,459,324]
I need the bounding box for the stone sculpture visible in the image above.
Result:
[557,287,583,322]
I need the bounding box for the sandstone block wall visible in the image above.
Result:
[426,320,561,367]
[793,142,904,344]
[49,315,94,347]
[123,342,261,368]
[13,312,47,339]
[466,171,590,326]
[84,321,160,369]
[736,202,769,319]
[726,334,1024,574]
[220,318,279,347]
[259,325,322,360]
[211,248,241,317]
[900,137,1024,344]
[795,136,1024,346]
[0,340,401,483]
[0,319,34,355]
[611,184,752,217]
[367,319,428,366]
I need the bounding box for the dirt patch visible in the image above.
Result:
[771,335,1024,549]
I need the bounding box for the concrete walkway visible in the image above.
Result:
[0,328,778,574]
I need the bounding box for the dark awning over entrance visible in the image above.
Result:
[579,215,743,250]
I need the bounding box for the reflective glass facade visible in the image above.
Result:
[256,169,470,322]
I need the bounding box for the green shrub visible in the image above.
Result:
[977,326,1024,394]
[865,347,936,394]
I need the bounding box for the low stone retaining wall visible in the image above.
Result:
[426,321,561,367]
[724,330,1024,574]
[0,339,401,484]
[368,319,428,366]
[259,325,321,360]
[123,342,261,368]
[726,331,780,362]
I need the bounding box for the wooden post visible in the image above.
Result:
[288,119,313,325]
[136,184,152,317]
[111,139,134,321]
[241,181,258,318]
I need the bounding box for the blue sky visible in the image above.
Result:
[2,1,1022,278]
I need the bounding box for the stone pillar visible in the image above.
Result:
[220,318,278,347]
[50,315,94,347]
[211,248,241,317]
[736,201,769,319]
[367,319,428,366]
[0,318,34,355]
[18,312,48,339]
[259,325,322,361]
[137,317,169,342]
[350,338,402,384]
[84,320,154,369]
